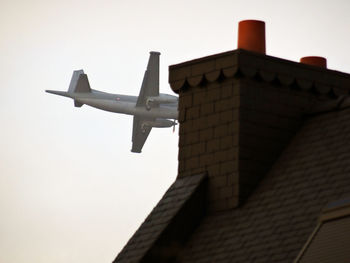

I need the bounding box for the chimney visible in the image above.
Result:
[169,21,347,212]
[300,56,327,68]
[237,20,266,54]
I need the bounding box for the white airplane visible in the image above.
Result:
[46,52,178,153]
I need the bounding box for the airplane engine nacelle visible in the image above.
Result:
[142,119,175,129]
[146,94,178,110]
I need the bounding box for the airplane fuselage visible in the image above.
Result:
[53,89,178,120]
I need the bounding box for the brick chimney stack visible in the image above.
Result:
[168,21,346,211]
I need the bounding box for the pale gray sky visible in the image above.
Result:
[1,0,350,262]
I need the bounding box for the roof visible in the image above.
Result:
[295,198,350,263]
[174,107,350,262]
[114,49,350,262]
[114,173,207,262]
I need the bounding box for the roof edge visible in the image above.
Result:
[113,173,208,263]
[169,49,350,98]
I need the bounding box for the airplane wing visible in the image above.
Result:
[131,52,161,153]
[131,116,154,153]
[136,52,160,107]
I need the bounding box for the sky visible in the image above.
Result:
[1,0,350,262]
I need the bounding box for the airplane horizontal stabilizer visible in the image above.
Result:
[45,90,71,98]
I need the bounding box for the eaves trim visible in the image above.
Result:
[169,49,350,98]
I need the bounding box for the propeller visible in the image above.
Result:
[172,120,177,133]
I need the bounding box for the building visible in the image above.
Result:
[113,20,350,262]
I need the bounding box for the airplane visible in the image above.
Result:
[46,51,178,153]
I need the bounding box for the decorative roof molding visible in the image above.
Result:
[169,49,350,98]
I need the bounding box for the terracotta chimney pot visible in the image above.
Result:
[300,56,327,68]
[238,20,266,54]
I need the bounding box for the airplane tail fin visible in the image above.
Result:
[68,70,91,107]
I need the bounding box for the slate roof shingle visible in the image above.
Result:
[114,173,207,263]
[296,198,350,263]
[175,108,350,262]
